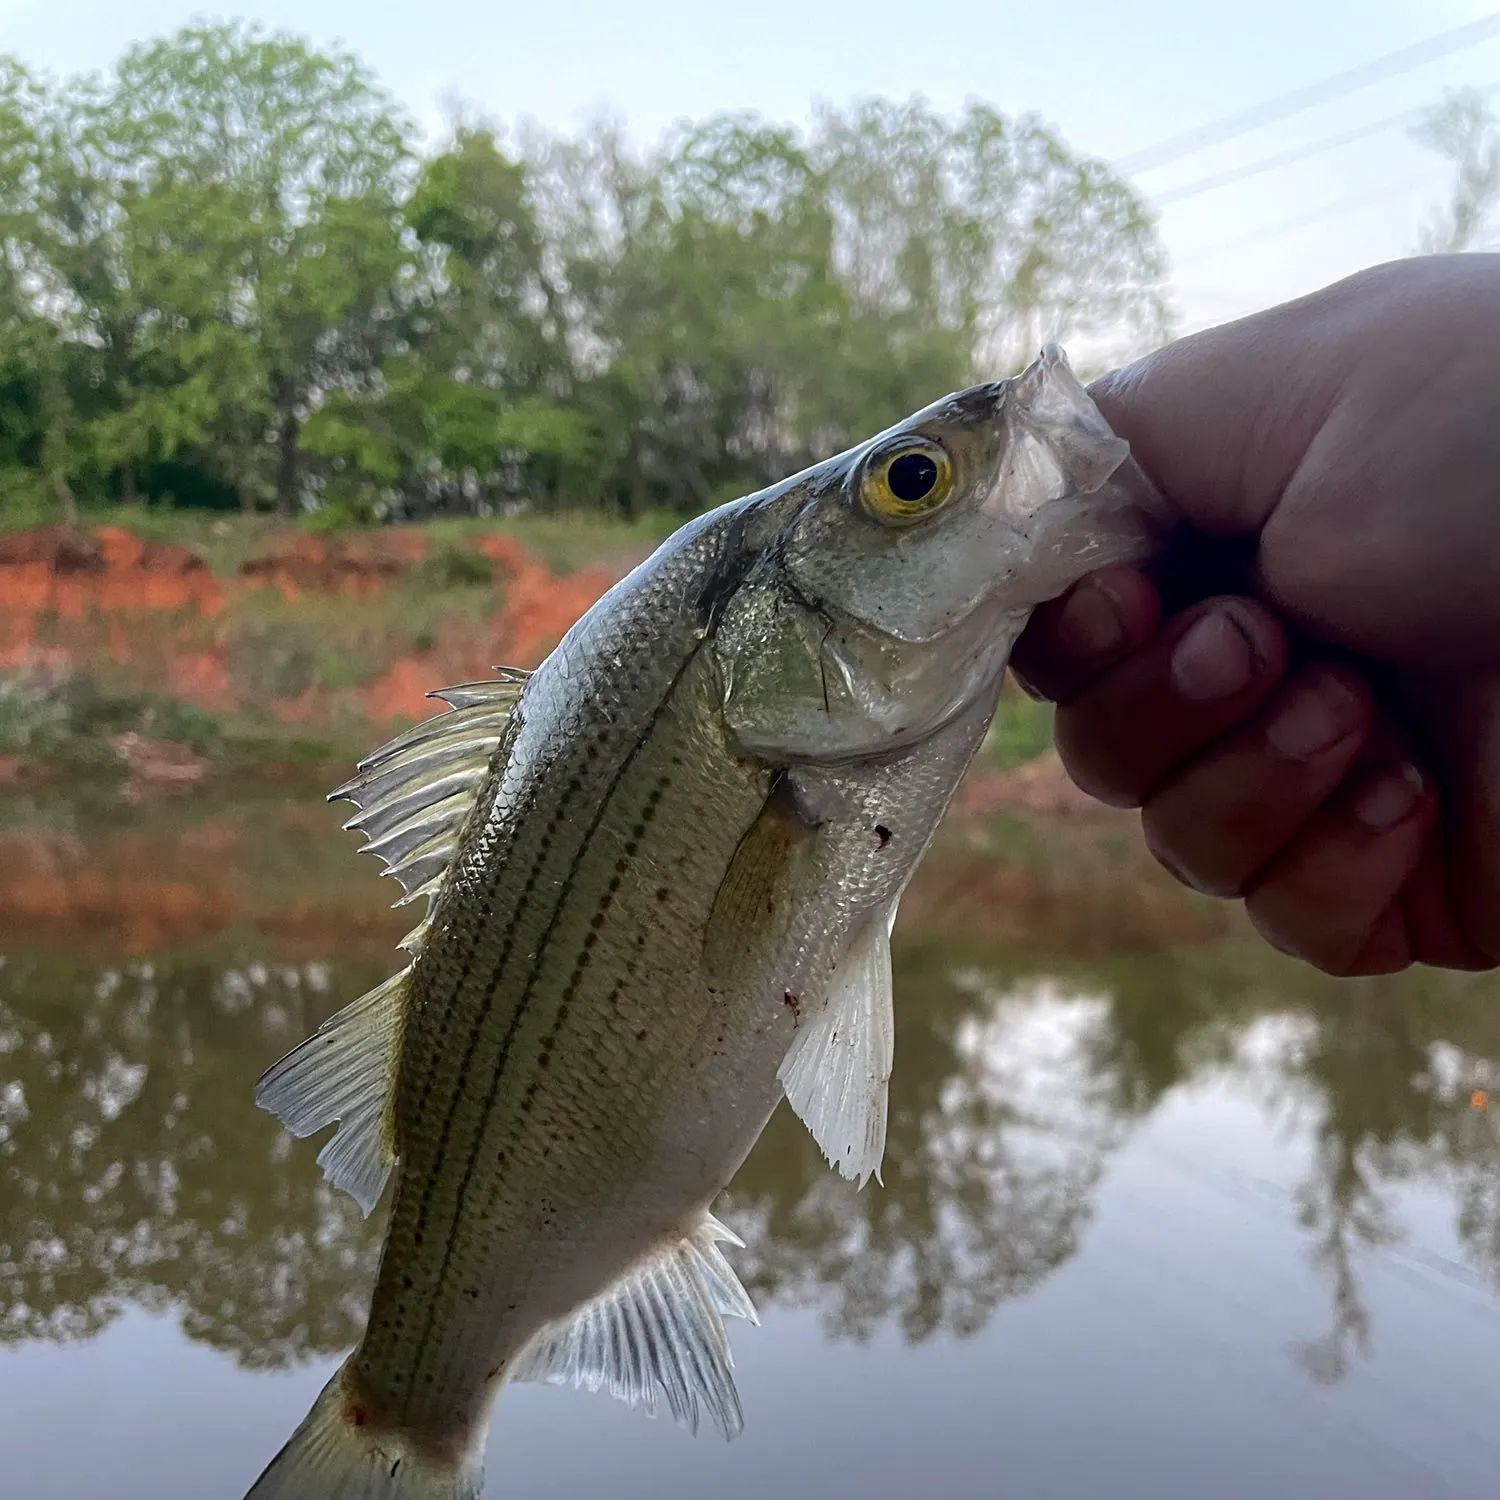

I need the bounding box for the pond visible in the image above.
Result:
[1,776,1498,1498]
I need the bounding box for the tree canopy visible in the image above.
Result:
[1414,87,1500,256]
[0,21,1172,525]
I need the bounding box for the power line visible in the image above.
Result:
[1115,12,1500,175]
[1155,115,1416,206]
[1174,172,1436,268]
[1153,81,1500,208]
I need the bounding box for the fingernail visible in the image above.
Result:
[1265,672,1362,760]
[1055,577,1125,659]
[1169,605,1256,703]
[1354,762,1424,832]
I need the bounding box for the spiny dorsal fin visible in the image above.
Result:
[510,1213,759,1440]
[328,668,531,948]
[255,669,530,1216]
[779,899,898,1189]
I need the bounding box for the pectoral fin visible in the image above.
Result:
[702,771,823,990]
[779,900,897,1189]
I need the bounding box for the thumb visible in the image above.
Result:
[1085,293,1345,540]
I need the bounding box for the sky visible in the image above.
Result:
[3,0,1498,343]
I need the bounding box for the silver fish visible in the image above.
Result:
[244,345,1165,1499]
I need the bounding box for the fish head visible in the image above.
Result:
[714,344,1171,763]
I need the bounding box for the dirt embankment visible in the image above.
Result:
[0,524,620,771]
[0,522,1125,840]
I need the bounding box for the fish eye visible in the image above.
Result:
[859,439,955,524]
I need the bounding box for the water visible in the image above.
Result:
[2,779,1498,1498]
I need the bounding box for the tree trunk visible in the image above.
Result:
[275,399,301,517]
[52,471,78,528]
[120,461,137,507]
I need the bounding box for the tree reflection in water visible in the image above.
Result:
[0,955,385,1364]
[0,794,1498,1388]
[728,965,1127,1343]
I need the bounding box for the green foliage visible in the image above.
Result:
[0,25,1173,530]
[990,688,1056,770]
[420,543,494,589]
[0,664,224,762]
[1413,88,1500,254]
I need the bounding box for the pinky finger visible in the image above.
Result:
[1244,762,1437,977]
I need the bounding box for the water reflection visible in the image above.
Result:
[0,955,385,1364]
[729,967,1125,1344]
[1261,983,1500,1383]
[0,784,1497,1400]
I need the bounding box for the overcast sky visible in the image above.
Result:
[4,0,1498,343]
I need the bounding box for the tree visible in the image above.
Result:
[0,60,61,522]
[0,31,1170,524]
[103,21,417,514]
[516,101,1168,516]
[809,98,1171,375]
[1413,88,1500,255]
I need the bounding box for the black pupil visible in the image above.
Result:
[887,452,939,504]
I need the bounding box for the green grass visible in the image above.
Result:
[36,504,684,579]
[0,666,226,765]
[52,506,287,576]
[224,579,495,698]
[990,686,1055,769]
[410,510,681,572]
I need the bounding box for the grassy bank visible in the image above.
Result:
[0,510,1059,788]
[0,512,649,783]
[69,506,684,579]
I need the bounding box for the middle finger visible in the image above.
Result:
[1053,597,1289,808]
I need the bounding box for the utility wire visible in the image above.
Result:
[1176,172,1436,267]
[1115,12,1500,175]
[1154,81,1500,207]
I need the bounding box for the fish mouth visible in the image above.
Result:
[969,344,1173,609]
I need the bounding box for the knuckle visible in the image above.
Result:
[1140,809,1231,897]
[1053,723,1140,809]
[1246,893,1361,977]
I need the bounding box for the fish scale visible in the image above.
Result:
[242,344,1168,1500]
[364,535,760,1432]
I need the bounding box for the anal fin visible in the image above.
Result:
[255,968,408,1217]
[779,900,897,1189]
[510,1214,758,1440]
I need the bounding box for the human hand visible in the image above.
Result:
[1012,254,1500,975]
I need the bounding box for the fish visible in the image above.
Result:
[242,344,1166,1499]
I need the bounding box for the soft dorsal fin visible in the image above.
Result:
[255,670,530,1215]
[510,1213,759,1440]
[255,970,408,1216]
[778,899,898,1189]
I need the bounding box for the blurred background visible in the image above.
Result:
[1,5,1498,1498]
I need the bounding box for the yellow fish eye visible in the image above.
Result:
[859,440,955,523]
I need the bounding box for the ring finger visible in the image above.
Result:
[1140,663,1374,897]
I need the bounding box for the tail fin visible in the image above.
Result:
[244,1362,483,1500]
